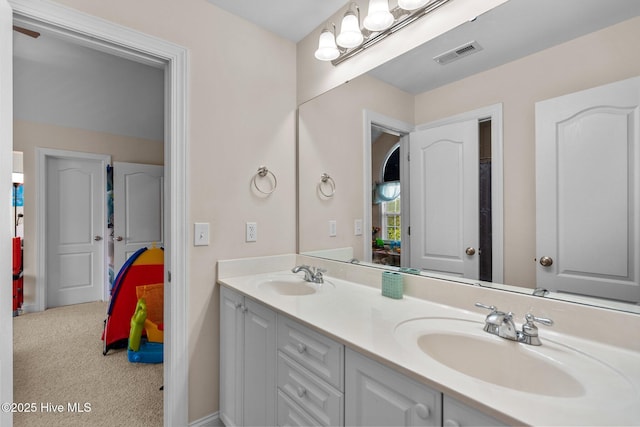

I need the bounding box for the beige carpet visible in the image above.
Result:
[13,301,163,427]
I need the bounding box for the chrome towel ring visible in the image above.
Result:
[253,166,277,195]
[318,173,335,198]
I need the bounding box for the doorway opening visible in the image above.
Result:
[6,2,189,424]
[478,118,492,282]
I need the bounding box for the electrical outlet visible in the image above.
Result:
[354,219,363,236]
[329,220,337,237]
[194,222,209,246]
[246,222,257,242]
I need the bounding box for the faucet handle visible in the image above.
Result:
[521,313,553,345]
[475,302,497,312]
[524,313,554,327]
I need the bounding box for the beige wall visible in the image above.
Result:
[13,119,164,307]
[299,74,412,260]
[414,15,640,289]
[22,0,297,422]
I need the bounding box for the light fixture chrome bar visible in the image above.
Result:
[331,0,452,66]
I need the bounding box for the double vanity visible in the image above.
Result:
[217,254,640,426]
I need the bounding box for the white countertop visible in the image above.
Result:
[218,268,640,426]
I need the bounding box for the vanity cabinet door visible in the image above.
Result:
[345,349,442,427]
[442,395,508,427]
[220,286,244,426]
[220,286,277,427]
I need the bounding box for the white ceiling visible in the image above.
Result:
[205,0,348,42]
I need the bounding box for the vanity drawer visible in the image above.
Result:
[277,314,344,390]
[278,352,343,427]
[277,389,321,427]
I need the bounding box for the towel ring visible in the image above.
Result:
[253,166,277,195]
[318,173,336,198]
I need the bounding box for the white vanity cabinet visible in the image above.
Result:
[345,349,442,427]
[276,314,344,426]
[220,286,277,427]
[442,395,508,427]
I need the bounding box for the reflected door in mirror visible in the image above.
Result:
[409,119,479,278]
[536,76,640,303]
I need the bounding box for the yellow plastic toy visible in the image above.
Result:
[128,298,147,352]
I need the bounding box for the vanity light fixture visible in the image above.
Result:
[314,26,340,61]
[363,0,394,32]
[336,5,364,49]
[397,0,431,11]
[315,0,451,65]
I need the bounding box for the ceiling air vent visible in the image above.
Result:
[433,41,483,65]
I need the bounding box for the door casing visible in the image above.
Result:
[6,1,189,425]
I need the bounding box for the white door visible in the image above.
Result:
[536,76,640,302]
[113,162,164,273]
[0,0,13,421]
[409,119,479,278]
[46,155,106,308]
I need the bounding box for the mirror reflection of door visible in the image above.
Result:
[536,76,640,303]
[409,118,494,281]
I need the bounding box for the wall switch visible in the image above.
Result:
[329,220,337,237]
[354,219,363,236]
[194,222,210,246]
[246,222,257,242]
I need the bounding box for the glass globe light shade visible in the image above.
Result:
[336,11,364,48]
[398,0,430,11]
[314,29,340,61]
[363,0,394,32]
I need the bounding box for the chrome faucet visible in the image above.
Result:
[475,302,553,346]
[291,265,325,284]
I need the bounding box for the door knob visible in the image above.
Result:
[465,247,476,256]
[115,236,123,241]
[94,235,102,241]
[539,256,553,267]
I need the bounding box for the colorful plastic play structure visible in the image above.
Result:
[102,245,164,363]
[127,295,163,363]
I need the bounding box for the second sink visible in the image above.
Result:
[394,317,634,399]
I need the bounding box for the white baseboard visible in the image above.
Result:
[189,411,223,427]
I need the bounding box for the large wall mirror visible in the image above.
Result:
[298,0,640,314]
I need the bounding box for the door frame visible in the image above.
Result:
[37,148,111,310]
[363,110,414,264]
[415,103,504,283]
[7,1,189,425]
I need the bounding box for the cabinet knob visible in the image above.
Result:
[415,403,430,419]
[296,343,307,354]
[465,247,476,256]
[241,306,248,313]
[443,420,461,427]
[234,303,242,309]
[115,236,123,241]
[296,386,306,398]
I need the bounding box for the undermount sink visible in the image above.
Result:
[255,274,334,296]
[394,317,634,398]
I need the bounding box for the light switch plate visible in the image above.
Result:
[354,219,363,236]
[194,222,209,246]
[329,220,337,237]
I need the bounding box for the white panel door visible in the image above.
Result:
[409,119,479,278]
[113,162,164,273]
[536,76,640,302]
[46,156,105,308]
[0,0,13,421]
